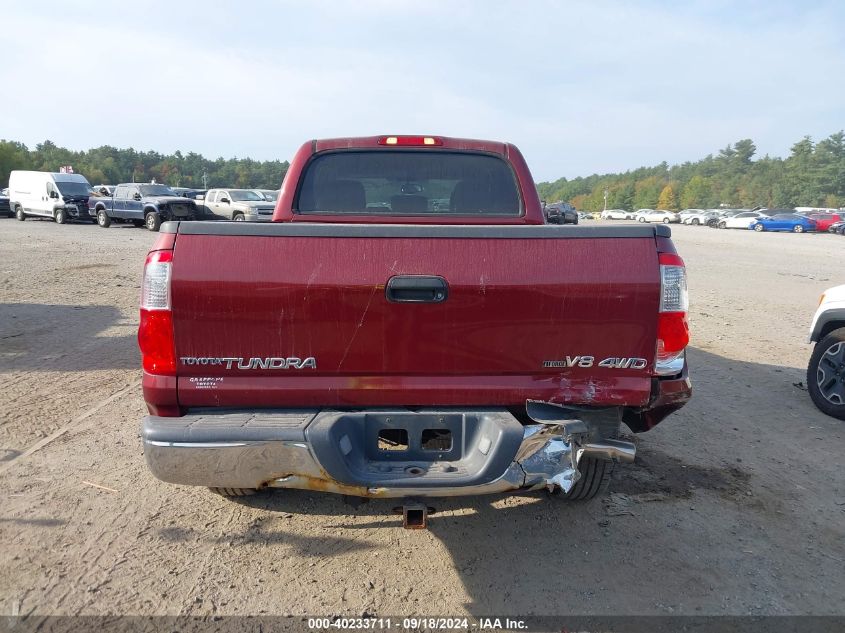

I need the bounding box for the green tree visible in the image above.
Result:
[680,175,711,208]
[609,181,635,210]
[0,140,34,185]
[633,176,662,209]
[731,139,756,171]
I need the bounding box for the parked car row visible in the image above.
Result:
[599,206,845,233]
[6,170,281,231]
[677,206,844,234]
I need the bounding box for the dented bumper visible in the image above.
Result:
[142,407,634,498]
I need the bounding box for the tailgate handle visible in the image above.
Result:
[386,276,448,303]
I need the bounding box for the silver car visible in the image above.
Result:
[682,210,720,226]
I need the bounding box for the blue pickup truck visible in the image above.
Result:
[88,183,199,231]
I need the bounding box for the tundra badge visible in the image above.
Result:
[180,357,317,369]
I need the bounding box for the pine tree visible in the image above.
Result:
[680,175,711,208]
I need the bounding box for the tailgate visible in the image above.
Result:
[171,224,661,408]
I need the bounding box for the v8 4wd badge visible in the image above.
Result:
[543,356,647,369]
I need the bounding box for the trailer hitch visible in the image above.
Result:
[393,500,436,529]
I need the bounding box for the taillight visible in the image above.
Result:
[138,251,175,375]
[656,252,689,376]
[377,136,443,146]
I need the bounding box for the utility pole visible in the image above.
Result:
[603,188,609,212]
[202,170,208,190]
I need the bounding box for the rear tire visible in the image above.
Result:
[15,206,25,221]
[551,422,620,502]
[718,221,726,229]
[96,209,111,228]
[209,487,259,497]
[793,225,804,233]
[550,457,614,501]
[691,218,699,226]
[662,217,670,224]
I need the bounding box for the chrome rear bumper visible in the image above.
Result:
[142,408,634,499]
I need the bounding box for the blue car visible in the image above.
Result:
[750,213,818,233]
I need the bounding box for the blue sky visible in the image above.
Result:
[3,1,844,181]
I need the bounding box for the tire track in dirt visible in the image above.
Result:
[0,381,139,476]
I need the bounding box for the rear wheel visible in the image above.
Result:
[718,221,726,229]
[551,424,621,501]
[145,211,162,231]
[209,487,259,497]
[662,217,670,224]
[15,206,25,221]
[550,457,614,501]
[55,208,66,224]
[96,209,111,228]
[691,218,699,226]
[638,216,645,223]
[808,328,845,420]
[793,224,804,233]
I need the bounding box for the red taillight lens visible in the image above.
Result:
[138,309,176,375]
[657,312,690,357]
[377,136,443,146]
[139,250,175,375]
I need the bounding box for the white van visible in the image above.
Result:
[9,171,94,223]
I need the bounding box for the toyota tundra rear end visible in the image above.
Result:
[138,135,691,525]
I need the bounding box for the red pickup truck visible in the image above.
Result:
[139,135,691,526]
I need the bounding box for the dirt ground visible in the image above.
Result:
[1,218,844,619]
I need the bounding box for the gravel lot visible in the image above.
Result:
[1,218,844,619]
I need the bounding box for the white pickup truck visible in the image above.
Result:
[198,188,276,222]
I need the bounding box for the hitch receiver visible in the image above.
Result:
[394,501,434,529]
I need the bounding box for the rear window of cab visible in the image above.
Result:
[295,150,522,216]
